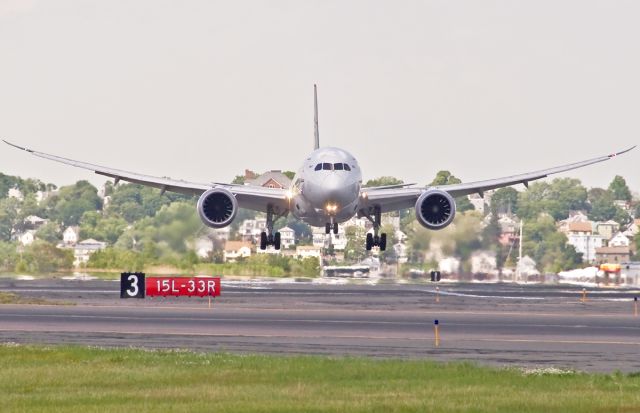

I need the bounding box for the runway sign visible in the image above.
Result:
[120,273,221,298]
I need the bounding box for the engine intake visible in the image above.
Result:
[415,189,456,230]
[197,188,238,228]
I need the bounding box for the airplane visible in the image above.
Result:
[3,85,635,251]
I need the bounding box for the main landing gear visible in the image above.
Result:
[259,205,287,250]
[325,222,338,235]
[362,206,387,251]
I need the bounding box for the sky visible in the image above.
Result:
[0,0,638,194]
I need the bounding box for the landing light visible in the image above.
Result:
[325,203,338,213]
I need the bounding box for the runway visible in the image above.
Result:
[1,277,640,372]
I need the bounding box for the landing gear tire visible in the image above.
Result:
[366,233,373,251]
[333,223,338,235]
[274,232,281,250]
[260,231,282,250]
[260,232,268,250]
[365,232,387,251]
[325,223,331,234]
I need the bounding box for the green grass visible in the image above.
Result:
[1,345,639,413]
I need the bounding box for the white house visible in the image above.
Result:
[471,251,498,275]
[16,230,36,246]
[566,221,605,263]
[238,218,267,243]
[63,226,80,245]
[608,232,630,247]
[73,239,107,267]
[223,241,252,262]
[278,226,296,249]
[193,236,214,259]
[312,226,348,250]
[439,257,461,274]
[8,187,23,201]
[213,226,231,241]
[393,242,408,264]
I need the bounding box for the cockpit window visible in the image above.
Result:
[322,163,332,170]
[314,163,322,171]
[344,164,351,171]
[333,163,344,170]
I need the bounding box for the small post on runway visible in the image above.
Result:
[436,286,440,303]
[581,288,587,303]
[434,319,440,348]
[634,297,638,317]
[208,295,212,309]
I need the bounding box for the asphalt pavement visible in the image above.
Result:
[1,277,639,372]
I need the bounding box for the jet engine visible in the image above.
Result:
[197,188,238,228]
[415,189,456,230]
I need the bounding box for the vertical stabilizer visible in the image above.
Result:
[314,84,320,150]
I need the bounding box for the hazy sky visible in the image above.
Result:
[1,1,638,193]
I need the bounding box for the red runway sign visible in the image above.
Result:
[120,273,221,299]
[146,276,221,297]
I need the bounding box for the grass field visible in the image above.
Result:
[1,345,639,413]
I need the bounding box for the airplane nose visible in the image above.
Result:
[322,174,352,205]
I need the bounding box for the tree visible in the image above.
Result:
[0,198,20,241]
[45,180,102,226]
[482,212,507,273]
[21,241,73,273]
[608,175,632,201]
[588,188,632,226]
[522,215,582,273]
[365,176,403,187]
[80,211,127,244]
[344,225,366,262]
[429,171,474,212]
[517,178,588,221]
[490,187,519,216]
[36,221,61,244]
[282,171,296,180]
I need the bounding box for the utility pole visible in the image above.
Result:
[517,219,523,282]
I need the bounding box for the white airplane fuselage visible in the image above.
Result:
[289,147,362,227]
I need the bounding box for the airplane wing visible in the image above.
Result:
[360,146,635,214]
[3,140,290,213]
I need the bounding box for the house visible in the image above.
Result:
[296,245,322,259]
[213,226,231,241]
[238,218,267,243]
[393,242,408,264]
[468,194,486,214]
[557,211,590,234]
[516,256,540,279]
[595,246,631,265]
[566,221,606,263]
[312,226,348,250]
[278,226,296,248]
[498,215,519,246]
[23,215,48,229]
[63,226,80,245]
[608,232,630,248]
[73,239,107,267]
[439,256,460,274]
[246,170,292,189]
[15,230,36,246]
[594,220,620,239]
[223,241,252,262]
[471,251,498,275]
[8,187,23,201]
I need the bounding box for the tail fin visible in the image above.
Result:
[314,84,320,150]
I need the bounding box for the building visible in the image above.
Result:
[608,232,630,247]
[223,241,252,262]
[565,221,606,263]
[278,226,296,249]
[63,226,80,245]
[193,236,214,259]
[8,187,23,201]
[439,256,460,274]
[15,230,36,246]
[312,226,348,250]
[468,194,486,214]
[246,170,292,189]
[594,220,620,239]
[23,215,48,229]
[238,218,267,243]
[471,250,498,276]
[73,239,107,267]
[497,215,519,246]
[595,246,631,265]
[557,211,590,234]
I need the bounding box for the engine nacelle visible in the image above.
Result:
[415,189,456,230]
[197,188,238,228]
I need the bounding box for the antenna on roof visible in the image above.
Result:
[314,84,320,150]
